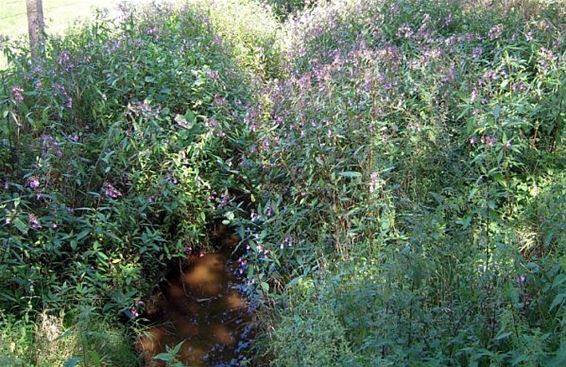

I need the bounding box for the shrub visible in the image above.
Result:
[0,0,257,335]
[191,0,283,78]
[246,0,566,364]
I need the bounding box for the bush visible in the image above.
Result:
[0,0,259,351]
[192,0,283,78]
[245,0,566,364]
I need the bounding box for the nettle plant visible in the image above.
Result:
[0,3,256,316]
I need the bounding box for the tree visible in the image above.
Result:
[26,0,45,60]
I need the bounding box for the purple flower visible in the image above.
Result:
[52,82,66,96]
[41,134,63,157]
[127,101,154,117]
[443,13,454,27]
[472,47,483,60]
[488,24,504,40]
[27,176,40,190]
[538,47,555,71]
[525,31,534,42]
[283,235,293,248]
[261,138,270,150]
[129,306,139,319]
[207,70,220,81]
[213,95,226,106]
[369,172,380,193]
[471,88,479,103]
[207,118,219,129]
[102,182,122,199]
[165,174,178,186]
[65,96,73,109]
[11,86,24,103]
[512,82,527,93]
[444,64,456,83]
[29,214,42,230]
[58,50,72,70]
[265,206,274,217]
[53,83,73,109]
[481,70,498,84]
[469,136,478,145]
[481,135,497,147]
[396,24,413,39]
[33,79,43,90]
[220,193,230,207]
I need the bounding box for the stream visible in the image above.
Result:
[136,245,256,366]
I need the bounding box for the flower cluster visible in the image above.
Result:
[11,86,24,103]
[41,134,63,158]
[27,176,40,190]
[102,182,123,199]
[52,83,73,109]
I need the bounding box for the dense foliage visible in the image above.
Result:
[0,2,265,365]
[251,0,566,365]
[1,0,565,366]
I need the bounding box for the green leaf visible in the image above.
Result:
[13,218,28,235]
[338,171,362,178]
[76,229,90,242]
[550,293,566,311]
[494,331,512,341]
[154,353,173,362]
[456,215,472,229]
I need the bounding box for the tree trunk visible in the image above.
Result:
[26,0,45,61]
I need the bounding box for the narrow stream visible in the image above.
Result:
[136,246,255,366]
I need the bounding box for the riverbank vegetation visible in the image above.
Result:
[1,0,565,366]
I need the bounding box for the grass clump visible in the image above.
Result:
[0,309,137,366]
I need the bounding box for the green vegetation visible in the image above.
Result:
[1,0,565,366]
[0,0,127,68]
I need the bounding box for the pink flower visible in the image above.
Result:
[488,24,504,40]
[102,182,122,199]
[29,214,42,230]
[27,176,40,190]
[481,135,497,147]
[11,86,24,103]
[369,172,380,193]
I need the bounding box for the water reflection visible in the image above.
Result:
[137,253,254,367]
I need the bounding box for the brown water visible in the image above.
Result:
[136,252,254,367]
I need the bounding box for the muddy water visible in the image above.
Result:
[136,253,254,367]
